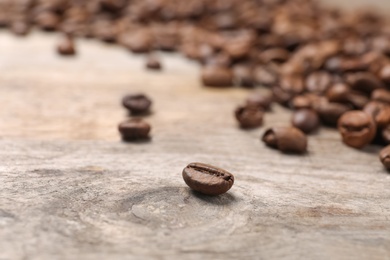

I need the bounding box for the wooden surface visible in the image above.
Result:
[1,9,390,260]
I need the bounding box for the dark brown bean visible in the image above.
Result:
[346,72,383,95]
[235,105,264,129]
[253,65,278,87]
[246,91,273,110]
[146,55,162,70]
[262,127,307,154]
[371,89,390,104]
[315,101,351,126]
[182,162,234,196]
[338,111,376,149]
[292,109,320,134]
[379,145,390,170]
[326,83,350,103]
[305,71,332,94]
[201,65,233,87]
[118,118,151,141]
[57,35,76,56]
[122,93,152,115]
[233,65,254,87]
[363,101,390,128]
[379,65,390,84]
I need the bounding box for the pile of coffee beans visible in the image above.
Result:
[1,0,390,170]
[119,93,152,141]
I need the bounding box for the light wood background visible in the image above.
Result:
[1,1,390,259]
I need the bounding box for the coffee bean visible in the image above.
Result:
[182,162,234,196]
[118,118,151,141]
[122,94,152,115]
[292,109,320,134]
[146,55,162,70]
[233,64,254,87]
[11,21,29,36]
[262,127,307,154]
[347,92,369,109]
[201,65,233,87]
[326,83,350,103]
[338,111,376,149]
[363,101,390,128]
[379,145,390,170]
[291,95,312,110]
[253,65,278,87]
[35,12,60,31]
[235,105,264,129]
[246,91,273,110]
[371,89,390,104]
[305,71,332,94]
[346,72,383,95]
[315,101,351,126]
[57,35,76,56]
[379,65,390,84]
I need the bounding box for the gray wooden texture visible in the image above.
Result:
[1,1,390,259]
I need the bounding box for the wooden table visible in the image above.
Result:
[1,2,390,259]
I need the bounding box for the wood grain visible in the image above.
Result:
[1,7,390,259]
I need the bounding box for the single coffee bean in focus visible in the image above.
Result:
[182,162,234,196]
[337,110,376,149]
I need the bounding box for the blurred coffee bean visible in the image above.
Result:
[305,71,332,94]
[235,105,264,129]
[146,55,162,70]
[292,109,320,134]
[118,118,151,141]
[246,91,273,111]
[57,35,76,56]
[262,127,307,154]
[122,93,152,115]
[315,101,351,126]
[201,65,233,87]
[371,89,390,104]
[379,145,390,170]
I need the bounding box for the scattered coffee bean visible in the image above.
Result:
[379,145,390,170]
[315,101,351,126]
[292,109,320,134]
[326,83,350,103]
[122,94,152,115]
[246,91,273,111]
[182,162,234,196]
[363,101,390,128]
[371,89,390,104]
[379,65,390,84]
[201,65,233,87]
[262,127,307,154]
[338,111,376,149]
[235,105,264,129]
[146,55,162,70]
[118,118,151,141]
[57,35,76,56]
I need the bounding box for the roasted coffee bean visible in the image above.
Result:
[379,65,390,84]
[118,118,151,141]
[326,83,350,103]
[235,105,264,129]
[246,91,273,110]
[346,72,383,94]
[347,92,369,109]
[258,48,290,63]
[379,145,390,170]
[262,127,307,154]
[338,111,376,149]
[35,12,60,31]
[371,89,390,104]
[120,30,152,53]
[315,101,351,126]
[122,93,152,115]
[253,65,278,87]
[57,35,76,56]
[291,95,312,110]
[11,21,29,36]
[182,162,234,196]
[233,65,254,87]
[146,55,162,70]
[201,65,233,87]
[305,71,332,94]
[363,101,390,128]
[292,109,320,134]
